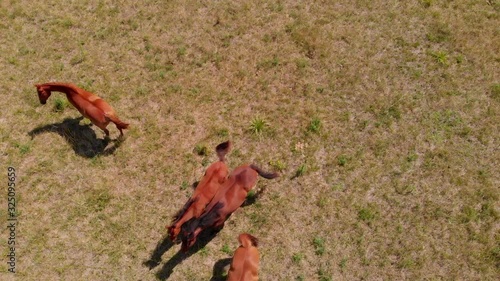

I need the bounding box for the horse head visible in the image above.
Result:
[34,84,51,104]
[239,233,258,248]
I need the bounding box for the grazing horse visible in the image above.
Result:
[34,82,129,137]
[227,233,260,281]
[167,141,232,242]
[181,164,278,251]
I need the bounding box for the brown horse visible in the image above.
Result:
[180,164,278,251]
[167,141,231,242]
[227,233,259,281]
[34,82,129,137]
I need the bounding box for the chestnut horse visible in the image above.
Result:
[34,82,129,137]
[167,141,232,241]
[180,164,278,251]
[227,233,259,281]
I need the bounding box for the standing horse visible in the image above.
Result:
[227,233,259,281]
[34,82,129,137]
[167,141,231,242]
[180,164,278,251]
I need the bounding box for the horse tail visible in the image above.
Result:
[215,141,231,162]
[250,164,279,179]
[106,114,129,131]
[239,233,259,248]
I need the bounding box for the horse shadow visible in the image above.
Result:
[153,228,220,280]
[28,117,124,158]
[210,257,232,281]
[142,180,203,271]
[241,186,267,207]
[143,234,176,270]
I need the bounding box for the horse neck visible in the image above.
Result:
[42,83,78,97]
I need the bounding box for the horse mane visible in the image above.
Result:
[37,82,78,89]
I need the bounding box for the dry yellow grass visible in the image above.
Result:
[0,0,499,280]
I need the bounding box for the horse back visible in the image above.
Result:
[66,93,105,122]
[228,246,259,281]
[221,181,249,214]
[204,166,255,215]
[76,88,115,115]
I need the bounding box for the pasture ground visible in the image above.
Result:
[0,0,499,280]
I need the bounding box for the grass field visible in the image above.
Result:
[1,0,499,280]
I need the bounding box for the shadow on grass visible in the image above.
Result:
[241,187,266,208]
[28,116,125,158]
[154,228,220,280]
[143,234,176,270]
[209,257,231,281]
[142,181,211,270]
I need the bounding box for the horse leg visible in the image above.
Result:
[191,227,203,244]
[167,225,182,243]
[114,121,123,136]
[103,128,110,140]
[210,221,225,235]
[181,226,203,252]
[168,208,196,241]
[92,120,110,139]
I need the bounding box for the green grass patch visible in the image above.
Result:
[269,159,287,172]
[429,50,449,66]
[294,163,307,178]
[249,117,268,135]
[221,244,232,255]
[358,206,377,223]
[317,267,332,281]
[313,236,326,256]
[86,189,112,212]
[53,96,69,112]
[180,181,190,191]
[194,144,209,156]
[491,83,500,101]
[292,252,303,263]
[337,155,348,166]
[307,117,322,134]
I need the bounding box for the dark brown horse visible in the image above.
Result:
[227,233,259,281]
[167,141,231,241]
[35,82,129,137]
[180,164,278,251]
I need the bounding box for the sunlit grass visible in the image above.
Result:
[1,0,498,280]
